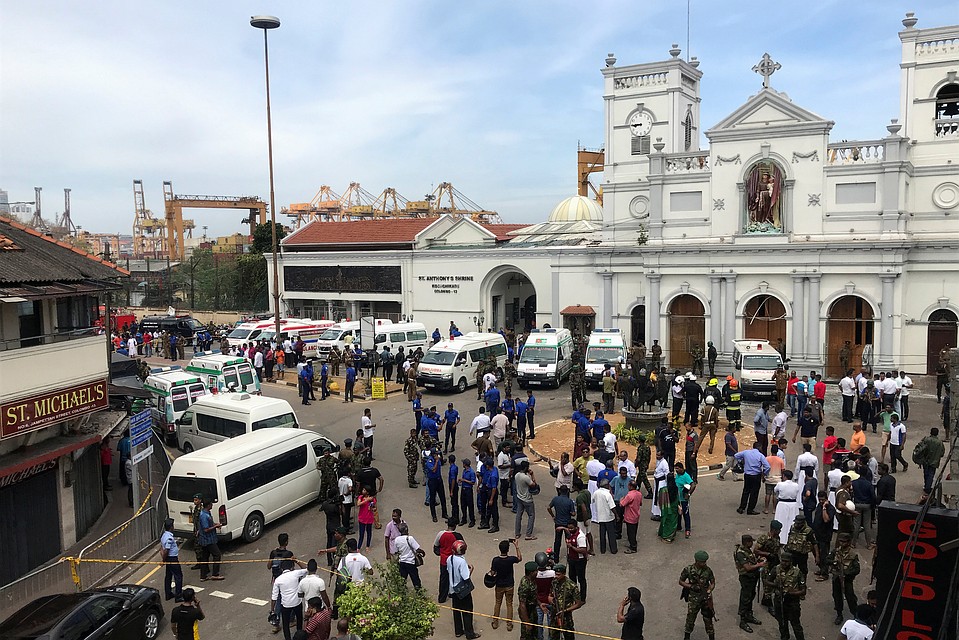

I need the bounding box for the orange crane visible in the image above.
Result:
[283,185,343,227]
[132,179,167,258]
[428,182,501,223]
[577,144,605,205]
[163,180,267,260]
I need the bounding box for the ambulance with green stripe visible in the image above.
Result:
[186,352,262,396]
[145,367,210,445]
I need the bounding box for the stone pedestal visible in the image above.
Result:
[622,407,669,433]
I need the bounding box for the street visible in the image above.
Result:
[123,372,942,640]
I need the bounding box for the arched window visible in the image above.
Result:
[743,160,785,234]
[935,84,959,138]
[683,111,694,151]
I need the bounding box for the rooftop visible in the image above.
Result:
[283,217,530,249]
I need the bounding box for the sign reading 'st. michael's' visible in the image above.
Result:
[1,378,108,439]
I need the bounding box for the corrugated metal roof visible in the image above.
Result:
[0,216,128,284]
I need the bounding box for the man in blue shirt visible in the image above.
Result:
[515,398,528,442]
[526,390,536,439]
[299,362,312,406]
[610,466,632,542]
[734,443,771,515]
[197,501,223,581]
[547,486,577,562]
[485,384,501,416]
[598,460,618,486]
[576,410,593,444]
[344,364,357,402]
[591,412,610,443]
[412,392,424,431]
[160,518,183,601]
[459,459,477,527]
[479,458,500,533]
[443,403,460,453]
[421,409,440,441]
[501,394,516,427]
[432,328,442,344]
[426,449,449,523]
[319,361,330,400]
[447,455,460,524]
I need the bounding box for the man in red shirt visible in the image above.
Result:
[433,518,462,603]
[786,372,800,416]
[618,481,643,554]
[822,426,838,468]
[813,374,827,404]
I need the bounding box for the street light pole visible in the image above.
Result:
[251,14,282,343]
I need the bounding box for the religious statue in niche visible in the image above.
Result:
[744,161,784,233]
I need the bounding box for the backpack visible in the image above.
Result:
[786,526,812,554]
[912,438,930,466]
[270,548,294,578]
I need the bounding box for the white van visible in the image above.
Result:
[584,329,628,388]
[732,339,784,396]
[371,322,429,355]
[313,319,393,361]
[144,367,210,445]
[176,393,299,454]
[186,353,262,395]
[417,332,507,392]
[517,328,574,388]
[164,429,339,543]
[225,317,333,348]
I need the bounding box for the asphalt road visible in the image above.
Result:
[124,376,942,640]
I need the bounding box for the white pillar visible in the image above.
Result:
[723,274,737,353]
[648,274,662,344]
[709,275,723,349]
[601,272,614,328]
[791,276,805,361]
[879,275,897,368]
[806,275,821,366]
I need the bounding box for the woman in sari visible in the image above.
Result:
[657,473,680,543]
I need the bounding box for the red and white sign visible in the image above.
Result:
[1,379,109,440]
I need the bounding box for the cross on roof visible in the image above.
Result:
[752,53,781,89]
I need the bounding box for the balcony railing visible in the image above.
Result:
[665,153,710,172]
[826,141,885,165]
[0,327,102,352]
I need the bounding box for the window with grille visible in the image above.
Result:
[631,135,650,155]
[935,83,959,138]
[684,112,694,151]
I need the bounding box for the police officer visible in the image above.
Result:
[678,550,716,640]
[771,552,806,640]
[734,534,766,632]
[827,532,860,625]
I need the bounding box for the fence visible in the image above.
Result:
[75,506,158,591]
[0,558,75,620]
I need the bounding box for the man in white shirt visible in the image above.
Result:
[839,604,876,640]
[469,408,491,439]
[602,428,618,456]
[897,371,913,420]
[490,412,509,450]
[616,450,636,480]
[771,406,789,442]
[338,539,373,583]
[795,443,820,481]
[338,472,354,532]
[297,559,330,611]
[361,408,376,459]
[271,559,308,639]
[889,414,908,473]
[839,373,857,423]
[127,335,138,356]
[585,456,605,518]
[650,452,670,519]
[591,479,617,554]
[483,371,497,392]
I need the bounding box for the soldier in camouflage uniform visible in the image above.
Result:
[338,438,355,479]
[503,359,516,398]
[631,342,647,379]
[649,340,662,370]
[691,344,705,377]
[774,365,789,403]
[678,550,716,640]
[404,428,420,488]
[343,346,355,371]
[734,534,767,632]
[569,362,585,410]
[190,493,204,569]
[329,346,342,377]
[770,552,806,640]
[548,564,582,640]
[517,561,539,640]
[633,433,653,497]
[784,513,818,577]
[317,449,339,501]
[475,356,487,400]
[756,520,783,611]
[826,532,860,625]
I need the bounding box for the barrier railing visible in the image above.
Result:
[75,506,158,590]
[0,558,75,620]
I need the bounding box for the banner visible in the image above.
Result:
[1,379,109,439]
[875,502,958,640]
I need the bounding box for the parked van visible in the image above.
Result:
[225,317,333,348]
[144,367,210,445]
[731,339,784,396]
[313,319,393,360]
[164,429,338,542]
[371,322,429,354]
[417,332,507,392]
[139,315,205,345]
[186,353,262,395]
[176,393,298,453]
[584,329,628,388]
[517,328,574,389]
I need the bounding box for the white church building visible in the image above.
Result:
[272,13,959,377]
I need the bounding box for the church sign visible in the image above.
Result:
[1,379,109,440]
[284,265,402,294]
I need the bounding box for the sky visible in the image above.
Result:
[2,1,958,238]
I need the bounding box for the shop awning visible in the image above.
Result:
[560,305,596,316]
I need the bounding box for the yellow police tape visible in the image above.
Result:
[60,554,623,640]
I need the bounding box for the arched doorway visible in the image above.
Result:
[668,295,705,369]
[487,269,537,334]
[743,295,787,351]
[927,309,958,375]
[826,295,875,378]
[631,305,646,347]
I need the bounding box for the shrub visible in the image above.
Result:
[613,423,654,446]
[336,561,439,640]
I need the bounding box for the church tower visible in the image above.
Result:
[601,46,703,232]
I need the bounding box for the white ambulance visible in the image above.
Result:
[186,353,262,395]
[731,339,784,396]
[312,319,393,361]
[144,367,210,445]
[417,332,507,392]
[517,328,574,389]
[584,329,628,388]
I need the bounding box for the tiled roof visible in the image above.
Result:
[561,305,596,316]
[0,216,129,284]
[283,218,532,247]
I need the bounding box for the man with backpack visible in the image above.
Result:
[913,428,946,496]
[267,533,295,634]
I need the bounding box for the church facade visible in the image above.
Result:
[272,13,959,377]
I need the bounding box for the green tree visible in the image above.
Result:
[336,562,438,640]
[250,221,287,255]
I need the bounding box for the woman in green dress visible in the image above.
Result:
[657,473,680,543]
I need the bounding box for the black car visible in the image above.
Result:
[0,585,163,640]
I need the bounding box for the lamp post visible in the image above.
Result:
[250,14,282,343]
